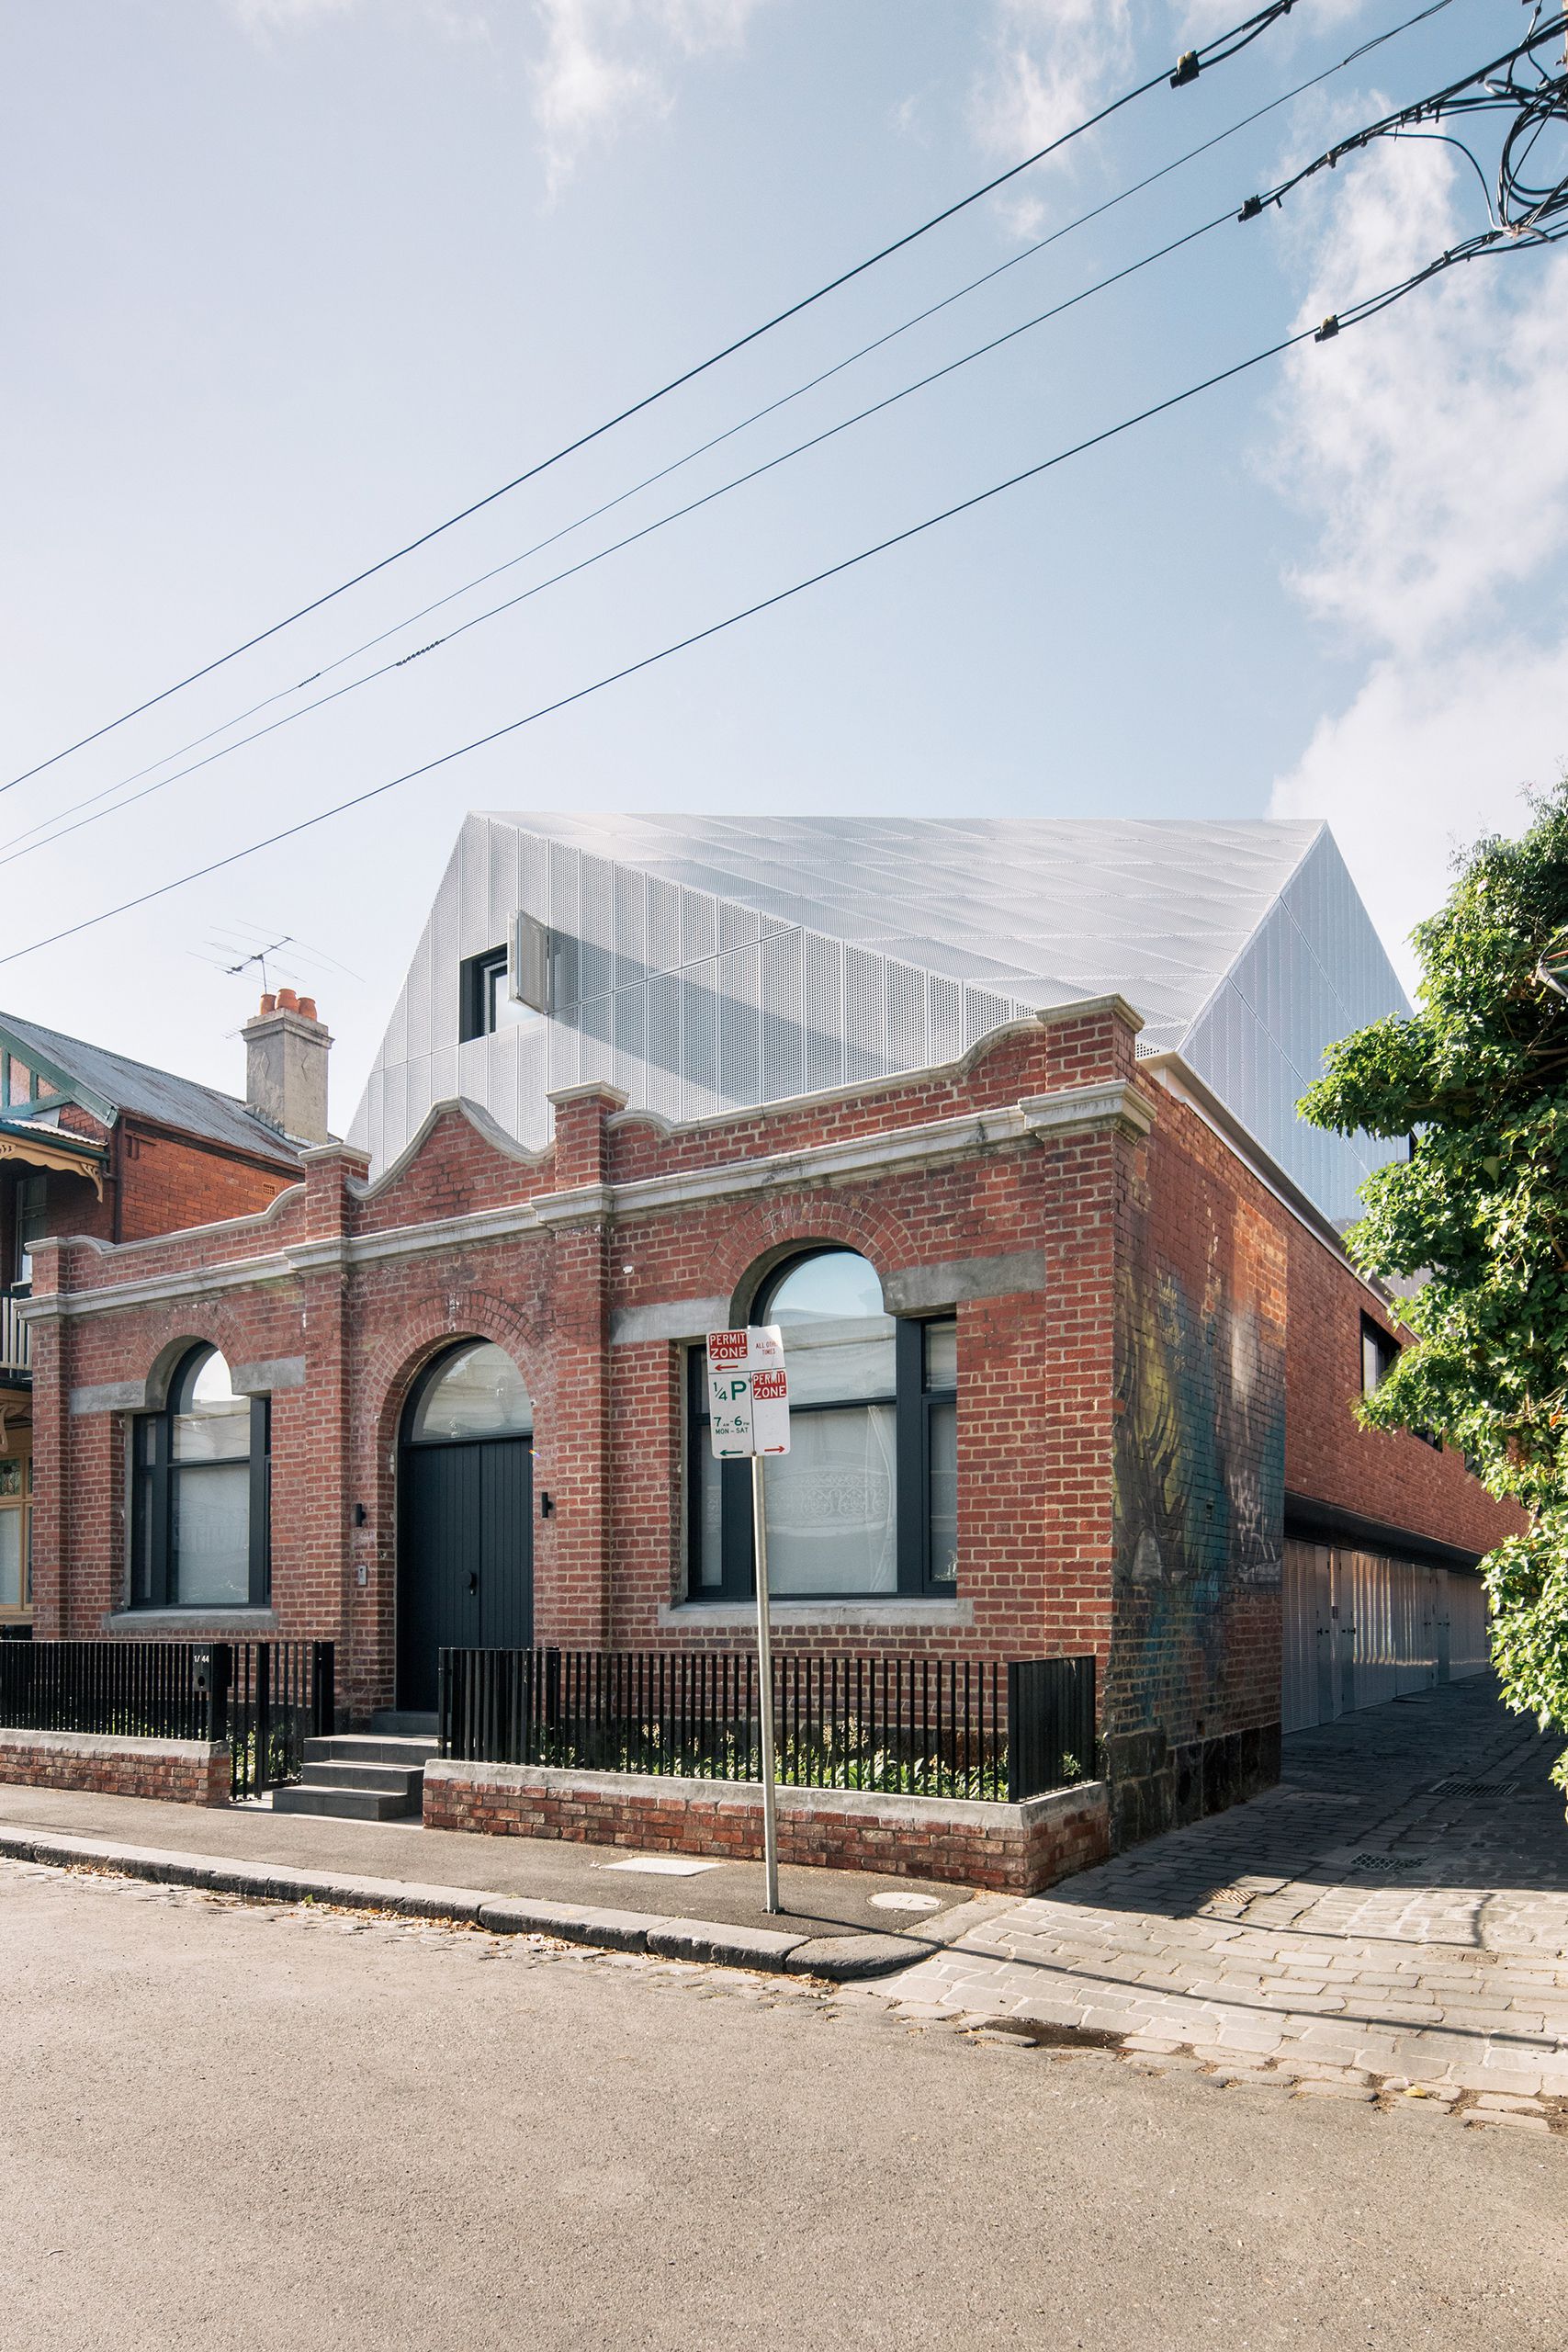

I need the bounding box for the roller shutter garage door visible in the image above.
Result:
[1282,1540,1490,1735]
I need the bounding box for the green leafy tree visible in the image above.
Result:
[1300,783,1568,1789]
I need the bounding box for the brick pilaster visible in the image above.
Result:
[537,1086,624,1646]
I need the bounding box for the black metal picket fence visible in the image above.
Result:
[0,1638,334,1799]
[438,1646,1096,1804]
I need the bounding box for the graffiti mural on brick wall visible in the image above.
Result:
[1113,1216,1285,1727]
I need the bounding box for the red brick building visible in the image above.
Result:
[25,976,1511,1846]
[1,998,324,1632]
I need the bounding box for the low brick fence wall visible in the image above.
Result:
[423,1759,1110,1894]
[0,1729,231,1807]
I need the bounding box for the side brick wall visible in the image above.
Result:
[0,1730,230,1805]
[423,1759,1111,1896]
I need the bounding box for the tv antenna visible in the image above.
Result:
[223,934,293,992]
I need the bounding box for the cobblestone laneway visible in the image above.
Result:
[878,1677,1568,2132]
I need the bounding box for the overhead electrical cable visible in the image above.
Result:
[0,0,1303,797]
[6,259,1481,972]
[0,210,1239,868]
[1244,6,1568,226]
[8,0,1457,860]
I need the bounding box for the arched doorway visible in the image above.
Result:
[397,1341,534,1713]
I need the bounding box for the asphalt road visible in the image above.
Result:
[2,1859,1562,2352]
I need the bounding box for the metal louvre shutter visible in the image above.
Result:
[1282,1540,1490,1732]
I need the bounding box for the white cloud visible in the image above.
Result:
[225,1,761,187]
[1271,648,1551,985]
[1265,130,1568,978]
[530,0,771,194]
[969,1,1133,234]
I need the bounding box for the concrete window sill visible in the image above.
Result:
[103,1609,280,1634]
[658,1598,974,1630]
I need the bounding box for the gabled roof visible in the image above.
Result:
[0,1012,304,1171]
[489,812,1329,1049]
[352,812,1410,1224]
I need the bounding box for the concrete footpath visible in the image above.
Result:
[0,1777,993,1980]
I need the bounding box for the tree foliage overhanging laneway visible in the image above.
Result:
[1302,781,1568,1789]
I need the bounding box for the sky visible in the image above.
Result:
[3,0,1563,1129]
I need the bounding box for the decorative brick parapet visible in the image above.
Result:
[423,1759,1111,1895]
[0,1729,231,1806]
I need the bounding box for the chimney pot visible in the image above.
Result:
[243,995,332,1145]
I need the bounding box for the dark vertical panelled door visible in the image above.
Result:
[398,1341,536,1715]
[398,1439,533,1713]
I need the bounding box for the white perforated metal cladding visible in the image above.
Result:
[349,813,1408,1222]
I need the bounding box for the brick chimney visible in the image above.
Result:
[243,992,332,1145]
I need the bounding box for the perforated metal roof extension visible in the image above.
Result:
[482,812,1348,1049]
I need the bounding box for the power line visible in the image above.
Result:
[4,0,1457,864]
[20,289,1472,974]
[1246,6,1568,226]
[0,209,1236,869]
[0,1,1301,798]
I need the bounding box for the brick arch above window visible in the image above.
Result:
[696,1193,921,1322]
[139,1317,272,1411]
[363,1289,547,1469]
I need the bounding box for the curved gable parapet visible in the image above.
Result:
[603,1001,1142,1182]
[42,1179,310,1274]
[350,1095,550,1206]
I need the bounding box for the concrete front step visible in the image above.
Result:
[303,1735,437,1768]
[271,1782,414,1823]
[299,1760,425,1797]
[371,1711,438,1737]
[278,1734,436,1820]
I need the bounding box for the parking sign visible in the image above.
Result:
[705,1327,791,1457]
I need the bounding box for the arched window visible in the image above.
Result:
[405,1342,533,1444]
[688,1249,957,1601]
[130,1347,269,1610]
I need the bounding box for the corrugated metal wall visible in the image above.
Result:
[1181,828,1406,1225]
[1282,1539,1491,1734]
[352,817,1033,1170]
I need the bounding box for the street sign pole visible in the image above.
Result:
[750,1451,780,1915]
[706,1324,790,1918]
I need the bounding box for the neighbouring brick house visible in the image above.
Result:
[22,818,1516,1848]
[0,999,327,1630]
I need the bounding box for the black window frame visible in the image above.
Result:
[129,1346,270,1611]
[684,1257,958,1603]
[458,945,509,1043]
[1360,1314,1398,1396]
[1359,1312,1440,1449]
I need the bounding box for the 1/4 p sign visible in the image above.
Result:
[706,1327,791,1457]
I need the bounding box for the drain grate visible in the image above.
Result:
[1348,1853,1422,1872]
[1201,1885,1256,1915]
[1427,1778,1518,1801]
